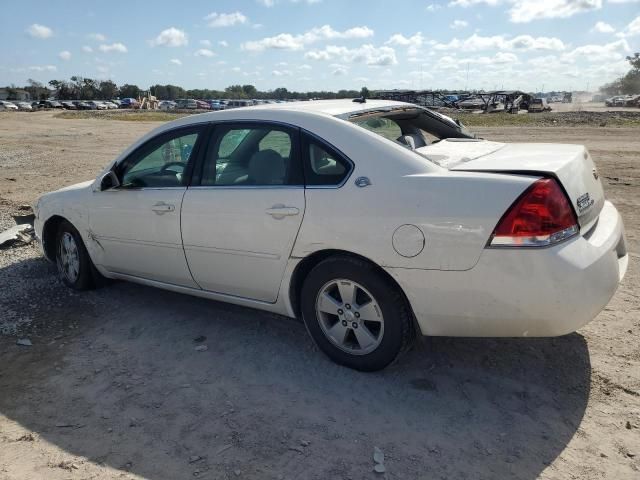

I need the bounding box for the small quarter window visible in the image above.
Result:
[303,135,352,186]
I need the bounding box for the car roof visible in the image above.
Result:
[240,99,413,117]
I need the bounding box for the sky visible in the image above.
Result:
[1,0,639,92]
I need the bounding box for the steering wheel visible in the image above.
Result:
[160,161,185,174]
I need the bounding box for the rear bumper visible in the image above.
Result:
[389,201,628,337]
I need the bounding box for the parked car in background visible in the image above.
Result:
[175,99,198,109]
[103,101,119,110]
[158,100,176,110]
[195,99,211,110]
[71,100,92,110]
[110,99,122,107]
[33,99,628,371]
[605,96,626,107]
[0,100,19,111]
[528,98,551,112]
[457,96,485,110]
[45,100,64,109]
[119,98,139,109]
[61,101,77,110]
[88,101,108,110]
[624,95,640,108]
[16,102,33,110]
[226,99,253,109]
[209,100,225,111]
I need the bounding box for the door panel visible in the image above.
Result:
[88,125,205,287]
[89,188,197,287]
[181,188,304,301]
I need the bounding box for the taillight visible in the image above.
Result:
[489,178,578,247]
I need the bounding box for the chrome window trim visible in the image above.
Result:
[188,185,304,190]
[101,186,187,192]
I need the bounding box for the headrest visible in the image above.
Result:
[248,149,285,185]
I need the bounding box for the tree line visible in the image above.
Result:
[599,53,640,96]
[5,77,368,101]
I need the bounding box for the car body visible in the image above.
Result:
[0,100,19,110]
[605,96,626,107]
[457,96,485,110]
[34,99,628,371]
[61,101,77,110]
[175,99,198,109]
[528,98,551,112]
[208,100,225,111]
[119,98,139,109]
[72,100,92,110]
[16,101,33,110]
[624,95,640,108]
[103,101,119,110]
[87,101,108,110]
[195,99,211,110]
[158,100,176,110]
[226,99,253,109]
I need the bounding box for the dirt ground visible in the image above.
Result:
[0,111,638,480]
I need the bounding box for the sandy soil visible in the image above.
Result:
[0,111,638,480]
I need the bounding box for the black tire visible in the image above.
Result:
[55,220,96,291]
[301,255,415,371]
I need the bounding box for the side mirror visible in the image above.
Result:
[100,170,120,191]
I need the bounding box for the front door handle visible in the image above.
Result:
[265,205,300,219]
[152,202,175,214]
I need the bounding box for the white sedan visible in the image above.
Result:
[0,100,19,111]
[34,100,628,371]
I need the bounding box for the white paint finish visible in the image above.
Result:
[294,171,533,271]
[446,141,605,227]
[88,188,197,287]
[391,201,627,337]
[392,224,425,258]
[417,139,506,168]
[181,187,305,302]
[34,100,627,340]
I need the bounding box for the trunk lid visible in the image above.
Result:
[416,139,605,228]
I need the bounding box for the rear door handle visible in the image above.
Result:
[152,202,175,214]
[265,206,300,218]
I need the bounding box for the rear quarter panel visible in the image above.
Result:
[295,169,536,271]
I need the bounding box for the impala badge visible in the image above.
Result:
[577,192,594,213]
[355,176,371,188]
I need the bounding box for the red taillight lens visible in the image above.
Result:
[490,178,578,247]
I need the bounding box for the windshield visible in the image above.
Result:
[346,106,474,149]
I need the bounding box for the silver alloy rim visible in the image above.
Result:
[57,232,80,283]
[315,279,384,355]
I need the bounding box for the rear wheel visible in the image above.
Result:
[55,221,95,290]
[301,255,414,371]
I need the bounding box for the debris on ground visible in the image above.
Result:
[15,338,32,347]
[194,345,208,352]
[373,446,386,473]
[0,224,33,249]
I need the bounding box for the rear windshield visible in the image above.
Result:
[345,106,474,149]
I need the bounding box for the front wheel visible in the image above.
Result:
[55,221,96,290]
[301,256,415,371]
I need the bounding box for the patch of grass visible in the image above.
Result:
[55,110,191,122]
